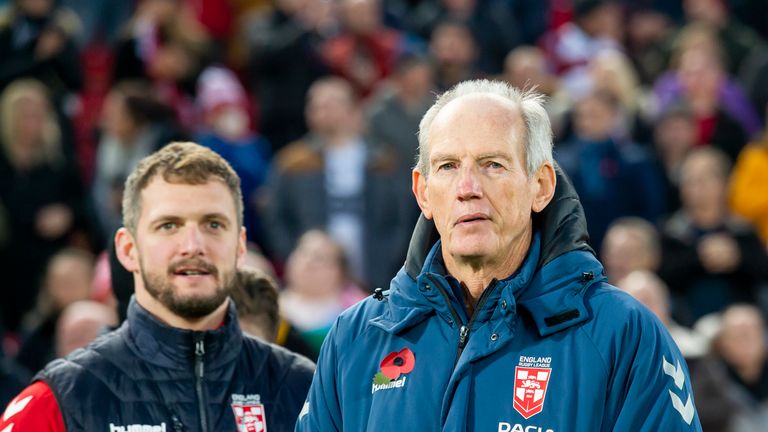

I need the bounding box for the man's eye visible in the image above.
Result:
[209,221,223,229]
[488,161,504,169]
[438,162,456,171]
[160,222,177,230]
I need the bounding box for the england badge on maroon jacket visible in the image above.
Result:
[231,393,267,432]
[513,356,553,419]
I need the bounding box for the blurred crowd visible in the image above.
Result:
[0,0,768,429]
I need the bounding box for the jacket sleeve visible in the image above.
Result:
[0,381,65,432]
[608,304,703,431]
[295,321,343,432]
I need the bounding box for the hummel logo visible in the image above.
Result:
[662,357,685,389]
[2,395,32,422]
[299,401,310,420]
[662,356,693,425]
[109,423,166,432]
[668,390,695,425]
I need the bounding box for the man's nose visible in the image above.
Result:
[456,166,482,201]
[180,225,205,256]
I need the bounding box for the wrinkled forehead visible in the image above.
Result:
[428,94,525,154]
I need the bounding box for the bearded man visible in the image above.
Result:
[1,142,314,431]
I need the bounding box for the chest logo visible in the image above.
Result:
[513,363,552,419]
[371,347,415,394]
[231,394,267,432]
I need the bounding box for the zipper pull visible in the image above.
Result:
[172,414,184,432]
[458,325,470,349]
[194,335,205,379]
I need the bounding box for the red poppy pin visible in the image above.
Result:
[372,348,415,385]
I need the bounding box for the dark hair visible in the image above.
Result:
[230,267,280,341]
[111,80,175,126]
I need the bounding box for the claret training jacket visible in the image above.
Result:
[296,166,703,432]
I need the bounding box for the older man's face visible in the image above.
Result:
[414,95,547,268]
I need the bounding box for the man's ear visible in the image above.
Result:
[531,162,556,213]
[412,169,433,220]
[237,227,247,263]
[114,228,140,273]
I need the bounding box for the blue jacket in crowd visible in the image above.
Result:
[296,166,702,432]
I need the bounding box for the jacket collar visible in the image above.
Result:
[417,233,542,326]
[387,163,597,337]
[126,297,243,369]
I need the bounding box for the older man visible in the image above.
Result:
[296,80,702,431]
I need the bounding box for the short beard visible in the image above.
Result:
[141,263,234,320]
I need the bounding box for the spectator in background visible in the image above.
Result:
[263,77,414,290]
[405,0,524,74]
[556,50,652,144]
[54,300,117,358]
[542,0,623,99]
[231,264,317,360]
[730,132,768,247]
[692,304,768,431]
[113,0,211,130]
[0,0,83,101]
[555,91,666,252]
[92,80,182,241]
[652,104,697,214]
[501,45,569,138]
[322,0,417,98]
[617,270,709,359]
[195,66,271,248]
[279,230,367,356]
[429,18,479,91]
[15,248,95,374]
[367,53,435,174]
[587,50,652,143]
[113,0,208,83]
[658,148,768,326]
[653,25,758,155]
[624,4,676,85]
[601,217,660,285]
[246,0,331,153]
[502,45,559,96]
[0,79,95,332]
[681,0,764,76]
[231,266,280,342]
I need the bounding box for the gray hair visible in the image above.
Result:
[416,79,553,177]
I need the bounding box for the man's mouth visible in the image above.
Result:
[170,261,217,277]
[455,213,490,225]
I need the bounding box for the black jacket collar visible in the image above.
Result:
[126,297,243,369]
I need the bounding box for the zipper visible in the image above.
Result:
[457,279,498,359]
[427,275,466,367]
[428,276,498,368]
[193,333,208,432]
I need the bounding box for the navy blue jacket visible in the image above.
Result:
[296,166,702,432]
[38,298,314,431]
